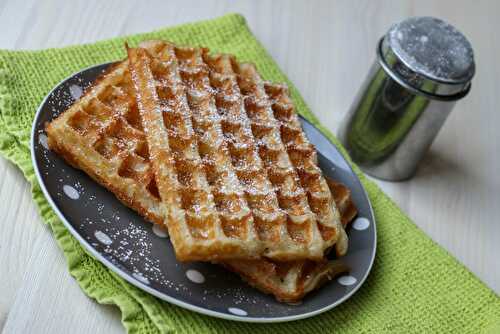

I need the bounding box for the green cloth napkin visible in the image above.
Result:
[0,14,498,334]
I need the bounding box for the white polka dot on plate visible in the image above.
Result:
[186,269,205,284]
[38,134,49,149]
[63,185,80,200]
[132,272,150,285]
[152,224,168,238]
[228,307,247,316]
[353,217,370,231]
[69,84,83,100]
[94,230,112,245]
[337,275,357,286]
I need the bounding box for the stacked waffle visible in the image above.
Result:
[46,40,357,302]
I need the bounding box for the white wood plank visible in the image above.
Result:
[0,0,498,333]
[0,0,38,48]
[1,220,123,334]
[0,160,44,329]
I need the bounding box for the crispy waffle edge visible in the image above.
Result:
[45,60,165,226]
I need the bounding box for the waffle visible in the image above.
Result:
[46,40,357,301]
[203,51,324,259]
[128,45,263,261]
[223,180,357,302]
[126,40,343,261]
[47,41,346,261]
[46,61,165,226]
[205,53,348,256]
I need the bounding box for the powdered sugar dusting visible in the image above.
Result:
[82,219,170,288]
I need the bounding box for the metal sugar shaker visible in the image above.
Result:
[338,16,475,181]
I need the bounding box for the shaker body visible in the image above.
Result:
[338,59,455,181]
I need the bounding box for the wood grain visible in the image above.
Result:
[0,0,499,333]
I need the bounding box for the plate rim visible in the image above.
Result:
[30,62,377,323]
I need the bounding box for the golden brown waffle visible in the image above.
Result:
[127,40,342,261]
[205,53,348,256]
[204,52,324,260]
[46,40,357,300]
[263,80,349,256]
[47,40,347,261]
[46,61,165,226]
[223,180,357,302]
[127,45,263,261]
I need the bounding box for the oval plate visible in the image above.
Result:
[31,63,376,323]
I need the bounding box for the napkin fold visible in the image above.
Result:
[0,13,498,334]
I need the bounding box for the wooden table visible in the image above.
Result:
[1,0,498,332]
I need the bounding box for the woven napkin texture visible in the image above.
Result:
[0,14,498,334]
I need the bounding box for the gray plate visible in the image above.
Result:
[31,63,376,323]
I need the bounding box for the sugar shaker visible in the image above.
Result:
[338,17,475,181]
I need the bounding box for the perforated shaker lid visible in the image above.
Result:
[378,16,475,97]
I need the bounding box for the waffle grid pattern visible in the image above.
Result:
[46,62,164,226]
[126,41,343,261]
[128,43,263,261]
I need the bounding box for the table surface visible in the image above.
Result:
[1,0,499,332]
